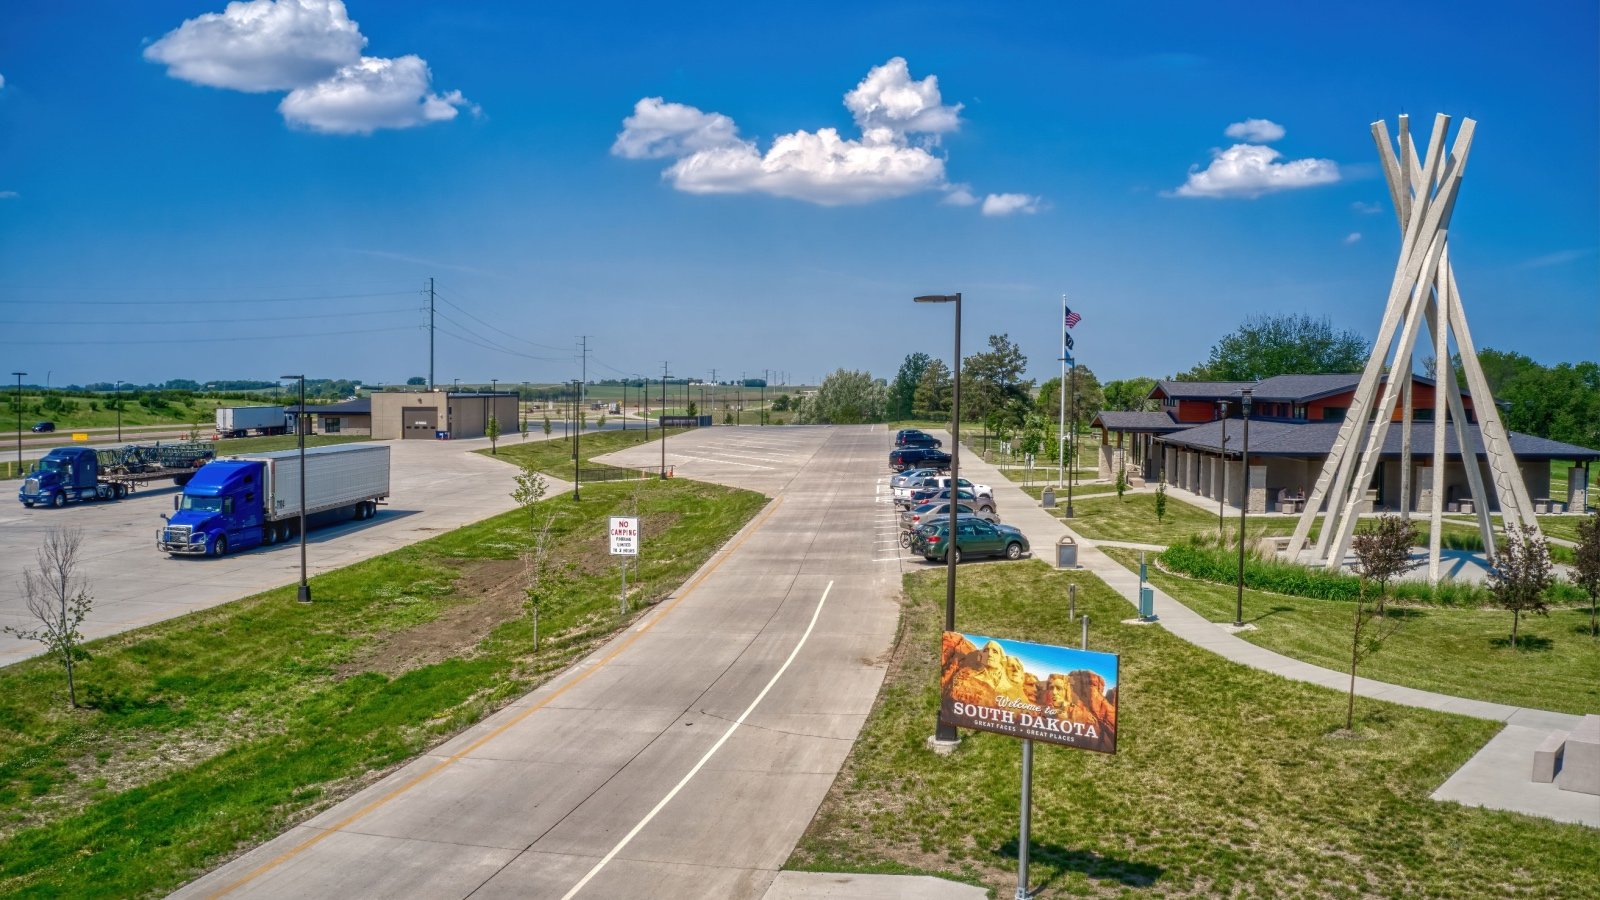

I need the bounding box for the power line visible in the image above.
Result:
[0,290,416,307]
[433,291,573,352]
[0,307,414,327]
[434,324,574,362]
[433,311,574,361]
[0,325,417,346]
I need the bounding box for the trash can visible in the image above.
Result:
[1139,586,1155,620]
[1041,486,1056,508]
[1056,535,1078,569]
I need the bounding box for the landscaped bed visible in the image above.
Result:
[789,561,1600,897]
[0,473,764,896]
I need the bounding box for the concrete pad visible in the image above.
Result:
[474,851,775,899]
[763,871,988,900]
[1432,724,1600,828]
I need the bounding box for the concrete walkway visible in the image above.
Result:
[953,436,1598,829]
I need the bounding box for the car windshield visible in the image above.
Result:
[180,496,225,513]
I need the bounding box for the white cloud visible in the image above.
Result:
[842,56,962,140]
[1173,144,1340,199]
[1351,200,1384,215]
[145,0,471,135]
[1343,232,1362,244]
[1224,118,1285,143]
[614,58,1025,209]
[144,0,365,92]
[0,191,17,199]
[941,184,979,206]
[0,73,6,90]
[611,98,741,159]
[279,55,470,134]
[981,193,1043,217]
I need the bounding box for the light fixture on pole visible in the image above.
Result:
[1217,399,1229,539]
[914,293,962,747]
[281,374,311,604]
[11,372,25,477]
[1235,387,1253,627]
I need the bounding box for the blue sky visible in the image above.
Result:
[2,1,1595,388]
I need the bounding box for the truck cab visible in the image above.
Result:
[158,460,266,555]
[19,448,110,507]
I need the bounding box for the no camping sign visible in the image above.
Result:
[609,516,639,556]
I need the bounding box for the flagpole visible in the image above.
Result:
[1058,293,1067,487]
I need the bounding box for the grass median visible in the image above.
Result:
[480,423,690,477]
[0,475,765,897]
[789,560,1599,897]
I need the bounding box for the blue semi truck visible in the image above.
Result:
[19,443,216,508]
[157,444,390,556]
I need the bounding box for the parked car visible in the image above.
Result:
[897,432,942,449]
[892,474,941,503]
[908,486,995,513]
[31,421,55,433]
[889,447,951,471]
[901,501,997,530]
[915,518,1030,563]
[890,467,939,490]
[923,475,993,498]
[895,428,934,447]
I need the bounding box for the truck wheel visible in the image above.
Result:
[212,535,228,557]
[263,524,277,546]
[366,500,378,519]
[114,484,127,500]
[51,492,66,509]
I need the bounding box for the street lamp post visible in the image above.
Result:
[281,374,311,604]
[11,372,25,477]
[573,379,582,501]
[660,365,670,479]
[1234,388,1253,627]
[1066,362,1078,518]
[914,293,961,747]
[1217,400,1229,539]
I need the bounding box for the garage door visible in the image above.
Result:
[402,406,438,439]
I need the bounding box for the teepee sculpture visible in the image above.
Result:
[1287,113,1541,583]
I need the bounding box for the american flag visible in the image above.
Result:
[1064,307,1081,329]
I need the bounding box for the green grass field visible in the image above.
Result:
[482,423,691,477]
[0,477,766,897]
[3,394,247,431]
[789,561,1600,897]
[1102,548,1600,714]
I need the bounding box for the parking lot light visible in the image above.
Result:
[914,292,961,747]
[281,374,311,604]
[12,372,25,477]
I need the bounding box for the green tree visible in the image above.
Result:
[1347,515,1416,728]
[1490,527,1553,650]
[889,352,931,420]
[913,358,952,418]
[1103,377,1159,411]
[963,334,1032,429]
[485,416,500,455]
[1154,482,1168,523]
[1570,513,1600,638]
[406,376,427,386]
[3,528,94,709]
[1471,350,1600,450]
[796,369,886,424]
[1184,313,1367,381]
[1037,367,1104,428]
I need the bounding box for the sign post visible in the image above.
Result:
[609,516,639,614]
[940,631,1120,899]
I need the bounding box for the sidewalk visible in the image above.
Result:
[952,435,1597,829]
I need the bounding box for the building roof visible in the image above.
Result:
[1149,380,1255,401]
[1154,419,1600,461]
[289,399,371,415]
[1092,410,1186,433]
[1245,373,1361,402]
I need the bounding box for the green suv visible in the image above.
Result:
[913,517,1030,563]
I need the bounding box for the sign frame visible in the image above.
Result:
[938,630,1119,754]
[608,515,640,557]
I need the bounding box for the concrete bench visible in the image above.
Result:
[1532,731,1567,783]
[1556,714,1600,796]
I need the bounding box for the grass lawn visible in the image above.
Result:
[789,561,1600,897]
[214,433,371,455]
[1102,548,1600,715]
[1048,492,1306,544]
[0,469,765,897]
[481,423,691,477]
[3,395,241,431]
[1531,513,1594,544]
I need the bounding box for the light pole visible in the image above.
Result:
[282,374,311,604]
[12,371,25,477]
[1065,362,1078,518]
[914,293,961,747]
[660,364,670,479]
[573,379,582,501]
[114,380,123,442]
[761,370,767,426]
[1217,399,1229,539]
[1235,388,1253,627]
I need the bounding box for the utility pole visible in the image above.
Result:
[573,378,582,501]
[578,336,591,428]
[428,277,436,391]
[660,362,670,479]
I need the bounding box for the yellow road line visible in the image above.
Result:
[207,496,784,898]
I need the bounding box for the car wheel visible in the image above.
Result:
[212,535,228,557]
[950,547,961,564]
[51,492,66,509]
[1005,541,1023,560]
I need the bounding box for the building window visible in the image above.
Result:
[1322,407,1347,422]
[1413,408,1434,421]
[325,417,341,433]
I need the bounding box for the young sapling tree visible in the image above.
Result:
[4,527,95,709]
[1490,527,1553,650]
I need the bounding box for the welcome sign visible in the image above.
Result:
[939,632,1119,754]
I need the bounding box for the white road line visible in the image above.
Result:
[560,579,835,900]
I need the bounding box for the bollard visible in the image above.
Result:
[1068,582,1077,621]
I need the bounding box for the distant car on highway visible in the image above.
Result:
[31,421,55,433]
[914,517,1030,563]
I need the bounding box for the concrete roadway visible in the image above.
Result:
[0,435,530,664]
[172,425,911,900]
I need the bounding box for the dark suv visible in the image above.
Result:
[895,429,941,449]
[889,447,951,471]
[31,421,55,433]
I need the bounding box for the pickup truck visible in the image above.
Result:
[889,448,951,472]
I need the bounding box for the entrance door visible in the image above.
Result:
[402,406,438,439]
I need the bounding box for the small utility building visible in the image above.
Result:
[369,391,520,440]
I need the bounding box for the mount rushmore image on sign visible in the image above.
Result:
[940,632,1120,753]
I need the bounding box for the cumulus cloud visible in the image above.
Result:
[1351,200,1383,215]
[145,0,470,135]
[1224,118,1285,143]
[981,193,1043,216]
[1174,144,1339,199]
[1343,232,1362,244]
[0,191,18,199]
[611,98,741,160]
[614,57,1028,209]
[0,73,6,90]
[279,55,471,134]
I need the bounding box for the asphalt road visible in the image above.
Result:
[0,435,529,664]
[171,424,912,899]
